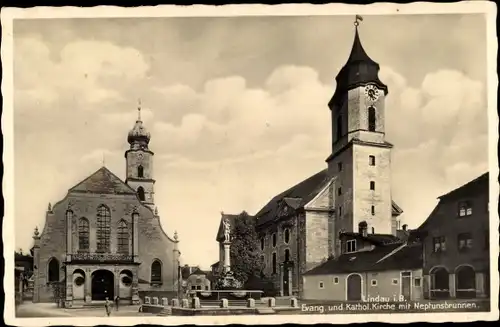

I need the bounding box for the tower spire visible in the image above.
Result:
[137,99,142,122]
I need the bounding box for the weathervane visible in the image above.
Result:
[354,14,363,27]
[137,99,142,121]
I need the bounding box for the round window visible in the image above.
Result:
[121,276,132,286]
[74,276,85,286]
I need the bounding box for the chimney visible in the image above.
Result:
[403,224,408,232]
[358,221,368,237]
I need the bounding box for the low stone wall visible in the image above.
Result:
[171,308,257,316]
[138,290,177,303]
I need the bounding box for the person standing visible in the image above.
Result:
[104,298,111,317]
[115,296,120,311]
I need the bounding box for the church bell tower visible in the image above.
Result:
[125,101,155,209]
[326,17,396,236]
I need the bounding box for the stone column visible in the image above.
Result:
[132,212,139,263]
[32,227,41,303]
[223,241,231,273]
[288,265,293,296]
[279,264,284,296]
[65,266,73,308]
[449,273,456,298]
[114,268,120,300]
[66,211,72,261]
[131,270,140,304]
[84,269,92,303]
[475,272,485,297]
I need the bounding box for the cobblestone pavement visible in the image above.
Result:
[16,303,152,317]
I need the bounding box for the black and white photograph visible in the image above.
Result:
[2,2,498,325]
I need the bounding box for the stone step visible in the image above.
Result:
[256,308,276,314]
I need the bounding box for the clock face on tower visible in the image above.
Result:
[364,85,380,102]
[137,153,144,161]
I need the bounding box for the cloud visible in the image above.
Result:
[13,35,487,269]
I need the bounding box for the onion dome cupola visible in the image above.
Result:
[127,101,151,149]
[329,16,388,108]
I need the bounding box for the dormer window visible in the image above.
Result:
[458,201,472,217]
[346,240,356,253]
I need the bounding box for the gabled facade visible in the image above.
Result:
[32,108,181,307]
[418,172,490,299]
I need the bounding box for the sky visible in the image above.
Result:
[12,13,488,269]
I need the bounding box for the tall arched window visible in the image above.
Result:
[284,228,290,244]
[260,237,265,251]
[368,106,376,132]
[151,260,162,284]
[272,233,277,248]
[336,116,342,140]
[117,220,129,254]
[285,249,290,262]
[48,258,60,282]
[272,253,277,274]
[96,205,111,252]
[137,165,144,178]
[78,218,89,251]
[137,187,145,201]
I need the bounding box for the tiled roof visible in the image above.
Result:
[438,172,489,200]
[69,166,137,195]
[189,268,208,276]
[341,232,400,245]
[255,169,403,226]
[304,242,422,276]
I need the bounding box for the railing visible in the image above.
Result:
[69,252,135,263]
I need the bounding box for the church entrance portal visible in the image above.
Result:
[91,270,114,301]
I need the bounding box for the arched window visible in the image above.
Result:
[260,238,265,251]
[272,233,277,248]
[151,260,162,284]
[78,218,89,251]
[117,220,129,254]
[284,228,290,244]
[137,165,144,178]
[368,106,376,132]
[48,258,60,282]
[137,187,145,201]
[336,116,342,140]
[96,205,111,252]
[272,253,277,274]
[285,249,290,262]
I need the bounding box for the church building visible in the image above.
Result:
[31,107,181,307]
[254,20,404,297]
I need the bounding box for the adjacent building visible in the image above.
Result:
[253,22,403,297]
[32,107,181,306]
[303,222,423,301]
[418,172,490,299]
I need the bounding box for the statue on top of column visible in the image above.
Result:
[223,218,231,242]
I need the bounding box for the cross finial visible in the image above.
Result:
[102,152,106,166]
[354,14,363,27]
[137,99,142,121]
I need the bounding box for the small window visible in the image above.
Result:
[338,162,343,172]
[371,205,375,216]
[371,279,378,286]
[272,252,277,274]
[272,233,277,247]
[205,286,209,290]
[457,233,473,252]
[370,181,375,191]
[137,165,144,178]
[346,240,356,253]
[369,155,376,166]
[414,277,422,287]
[319,281,324,289]
[338,205,343,217]
[196,285,202,290]
[458,201,473,217]
[137,187,146,201]
[284,229,290,244]
[260,237,265,251]
[191,286,196,290]
[284,249,290,262]
[338,187,342,196]
[433,236,446,253]
[392,279,399,285]
[368,106,376,132]
[333,277,339,284]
